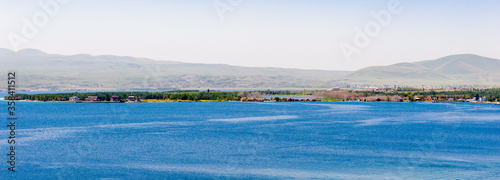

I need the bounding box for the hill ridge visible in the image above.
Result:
[1,48,499,90]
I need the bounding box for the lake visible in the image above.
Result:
[1,101,499,179]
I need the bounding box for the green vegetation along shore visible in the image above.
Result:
[4,88,500,103]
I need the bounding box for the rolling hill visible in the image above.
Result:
[0,48,350,90]
[344,54,500,86]
[1,49,499,91]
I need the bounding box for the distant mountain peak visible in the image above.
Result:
[416,54,500,73]
[17,48,48,56]
[440,54,480,57]
[346,54,500,85]
[0,48,15,56]
[435,54,487,61]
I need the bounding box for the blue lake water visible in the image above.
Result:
[1,101,499,179]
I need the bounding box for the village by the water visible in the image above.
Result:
[4,86,500,104]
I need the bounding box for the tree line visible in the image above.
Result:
[6,88,500,102]
[11,90,240,101]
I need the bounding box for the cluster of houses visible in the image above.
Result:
[239,95,496,103]
[351,95,494,102]
[240,97,319,102]
[68,95,137,103]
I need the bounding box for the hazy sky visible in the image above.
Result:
[1,0,499,71]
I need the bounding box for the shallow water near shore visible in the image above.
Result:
[1,101,499,179]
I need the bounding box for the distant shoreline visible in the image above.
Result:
[4,88,500,104]
[3,99,499,105]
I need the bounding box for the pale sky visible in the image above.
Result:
[1,0,499,71]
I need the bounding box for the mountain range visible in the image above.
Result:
[1,48,499,91]
[345,54,500,85]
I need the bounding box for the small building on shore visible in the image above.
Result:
[86,96,100,102]
[69,96,80,101]
[111,95,120,102]
[128,96,136,101]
